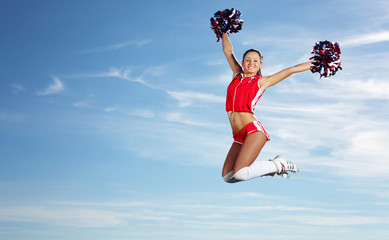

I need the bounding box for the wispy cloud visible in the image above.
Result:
[69,67,146,85]
[165,112,214,127]
[129,109,155,119]
[66,108,229,166]
[0,200,381,230]
[11,83,25,94]
[53,201,158,207]
[36,76,64,96]
[104,106,118,112]
[0,206,168,228]
[261,99,389,177]
[342,31,389,47]
[276,77,389,101]
[101,67,145,84]
[332,78,389,99]
[275,215,382,226]
[206,59,226,66]
[73,101,90,109]
[260,75,389,179]
[82,39,151,53]
[167,90,224,107]
[332,130,389,178]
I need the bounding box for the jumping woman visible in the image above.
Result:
[221,33,314,183]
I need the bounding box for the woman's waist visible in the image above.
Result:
[227,111,257,133]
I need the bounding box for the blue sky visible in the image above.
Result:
[1,0,389,239]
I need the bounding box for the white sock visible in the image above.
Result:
[233,160,278,181]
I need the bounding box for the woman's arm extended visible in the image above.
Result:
[260,61,313,91]
[222,33,242,76]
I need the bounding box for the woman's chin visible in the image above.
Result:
[245,70,258,75]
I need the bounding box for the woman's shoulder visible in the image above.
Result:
[233,71,244,78]
[257,75,270,91]
[231,71,244,81]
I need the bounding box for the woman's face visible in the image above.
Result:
[242,51,263,75]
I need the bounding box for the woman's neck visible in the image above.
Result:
[243,73,257,78]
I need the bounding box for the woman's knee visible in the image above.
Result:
[222,172,234,183]
[222,171,239,183]
[233,167,249,181]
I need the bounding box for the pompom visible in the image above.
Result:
[310,40,342,78]
[210,8,243,42]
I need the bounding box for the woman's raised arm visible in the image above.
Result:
[222,33,242,76]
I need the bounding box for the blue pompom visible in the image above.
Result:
[210,8,243,42]
[310,40,342,78]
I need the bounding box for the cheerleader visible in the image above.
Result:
[221,33,314,183]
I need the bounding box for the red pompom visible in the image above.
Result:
[210,8,243,42]
[310,40,342,78]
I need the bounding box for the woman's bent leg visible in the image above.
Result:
[222,142,242,183]
[232,132,277,181]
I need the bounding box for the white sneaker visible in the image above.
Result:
[271,155,299,176]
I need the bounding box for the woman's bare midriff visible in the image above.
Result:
[228,112,257,133]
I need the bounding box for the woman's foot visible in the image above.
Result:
[270,155,299,178]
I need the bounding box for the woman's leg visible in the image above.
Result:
[222,131,300,183]
[232,132,278,181]
[222,142,242,183]
[233,132,267,172]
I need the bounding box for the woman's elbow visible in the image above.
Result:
[223,47,233,55]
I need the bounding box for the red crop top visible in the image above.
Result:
[226,72,264,113]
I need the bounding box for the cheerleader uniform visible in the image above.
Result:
[226,72,270,144]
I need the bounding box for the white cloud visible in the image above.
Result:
[261,96,389,179]
[276,77,389,101]
[141,66,166,77]
[104,106,118,112]
[0,206,168,228]
[52,201,158,207]
[129,109,155,119]
[179,71,231,85]
[175,204,357,215]
[240,23,314,48]
[332,78,389,99]
[73,101,90,109]
[82,39,151,53]
[102,67,145,84]
[254,64,389,179]
[277,215,382,226]
[72,67,148,86]
[165,112,213,127]
[0,200,380,230]
[332,130,389,178]
[206,59,226,66]
[36,76,64,96]
[342,31,389,47]
[167,90,224,107]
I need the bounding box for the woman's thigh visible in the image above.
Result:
[222,142,242,177]
[233,132,268,173]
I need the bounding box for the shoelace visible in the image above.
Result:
[280,161,295,173]
[286,161,295,171]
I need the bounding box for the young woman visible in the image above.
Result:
[221,33,313,183]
